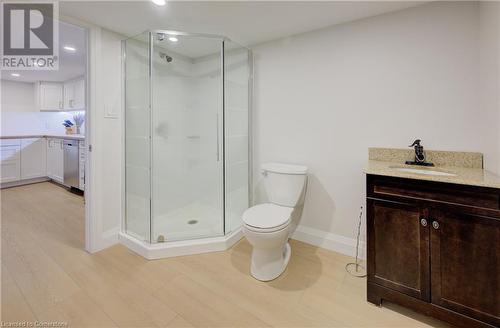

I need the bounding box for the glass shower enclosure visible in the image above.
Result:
[123,30,252,247]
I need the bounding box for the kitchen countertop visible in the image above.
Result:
[0,134,85,141]
[364,160,500,189]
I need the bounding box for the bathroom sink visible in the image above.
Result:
[391,167,457,177]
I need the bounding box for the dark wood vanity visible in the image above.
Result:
[366,174,500,328]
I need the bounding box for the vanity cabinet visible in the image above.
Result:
[367,175,500,328]
[368,200,430,301]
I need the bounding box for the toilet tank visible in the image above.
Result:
[261,163,308,207]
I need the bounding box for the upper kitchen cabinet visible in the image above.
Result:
[35,77,85,112]
[64,77,85,110]
[37,82,64,111]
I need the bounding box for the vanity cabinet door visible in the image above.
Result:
[430,210,500,327]
[367,199,430,301]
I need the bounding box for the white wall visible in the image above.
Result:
[252,1,499,254]
[1,80,36,112]
[86,26,123,251]
[0,80,80,136]
[480,1,500,175]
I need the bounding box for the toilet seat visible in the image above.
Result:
[242,203,293,233]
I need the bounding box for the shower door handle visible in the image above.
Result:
[216,113,220,162]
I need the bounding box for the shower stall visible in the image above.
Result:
[121,30,252,258]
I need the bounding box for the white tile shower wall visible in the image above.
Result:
[151,44,223,239]
[147,43,250,236]
[252,1,499,251]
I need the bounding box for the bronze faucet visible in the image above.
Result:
[405,139,434,166]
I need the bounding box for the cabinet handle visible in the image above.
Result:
[432,221,440,230]
[70,99,74,108]
[59,101,63,109]
[420,218,428,227]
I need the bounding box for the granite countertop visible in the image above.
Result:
[365,148,500,189]
[0,134,85,141]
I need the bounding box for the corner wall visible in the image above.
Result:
[480,1,500,175]
[252,1,498,256]
[85,25,123,251]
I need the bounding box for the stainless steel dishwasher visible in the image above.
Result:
[63,140,79,188]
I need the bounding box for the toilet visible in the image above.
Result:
[242,162,308,281]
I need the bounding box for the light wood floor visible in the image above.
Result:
[1,182,450,328]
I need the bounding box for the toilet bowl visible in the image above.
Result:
[242,163,307,281]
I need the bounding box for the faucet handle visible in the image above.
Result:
[409,139,421,147]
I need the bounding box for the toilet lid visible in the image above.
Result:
[242,203,293,230]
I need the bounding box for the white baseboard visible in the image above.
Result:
[291,225,366,260]
[1,177,50,189]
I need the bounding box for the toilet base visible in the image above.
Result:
[251,242,291,281]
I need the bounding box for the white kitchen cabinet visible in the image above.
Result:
[0,140,21,183]
[20,138,47,179]
[64,77,85,110]
[46,138,64,184]
[38,82,64,111]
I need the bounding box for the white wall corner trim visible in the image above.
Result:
[292,225,366,260]
[62,13,124,253]
[97,227,120,250]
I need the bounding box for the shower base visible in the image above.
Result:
[119,228,243,260]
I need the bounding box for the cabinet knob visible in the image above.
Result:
[420,218,428,227]
[432,221,440,230]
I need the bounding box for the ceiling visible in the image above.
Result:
[60,1,426,57]
[2,21,87,83]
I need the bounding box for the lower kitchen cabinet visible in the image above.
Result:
[367,175,500,328]
[1,137,85,189]
[20,138,47,179]
[46,138,64,184]
[0,140,21,183]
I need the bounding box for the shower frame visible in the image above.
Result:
[120,30,253,259]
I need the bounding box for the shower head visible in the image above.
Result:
[159,52,173,63]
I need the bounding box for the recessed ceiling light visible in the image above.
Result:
[151,0,166,6]
[168,37,178,42]
[11,73,20,77]
[63,45,76,52]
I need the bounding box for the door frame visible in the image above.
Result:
[59,15,94,252]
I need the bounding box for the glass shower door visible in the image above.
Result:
[124,32,151,242]
[224,42,251,234]
[151,33,224,242]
